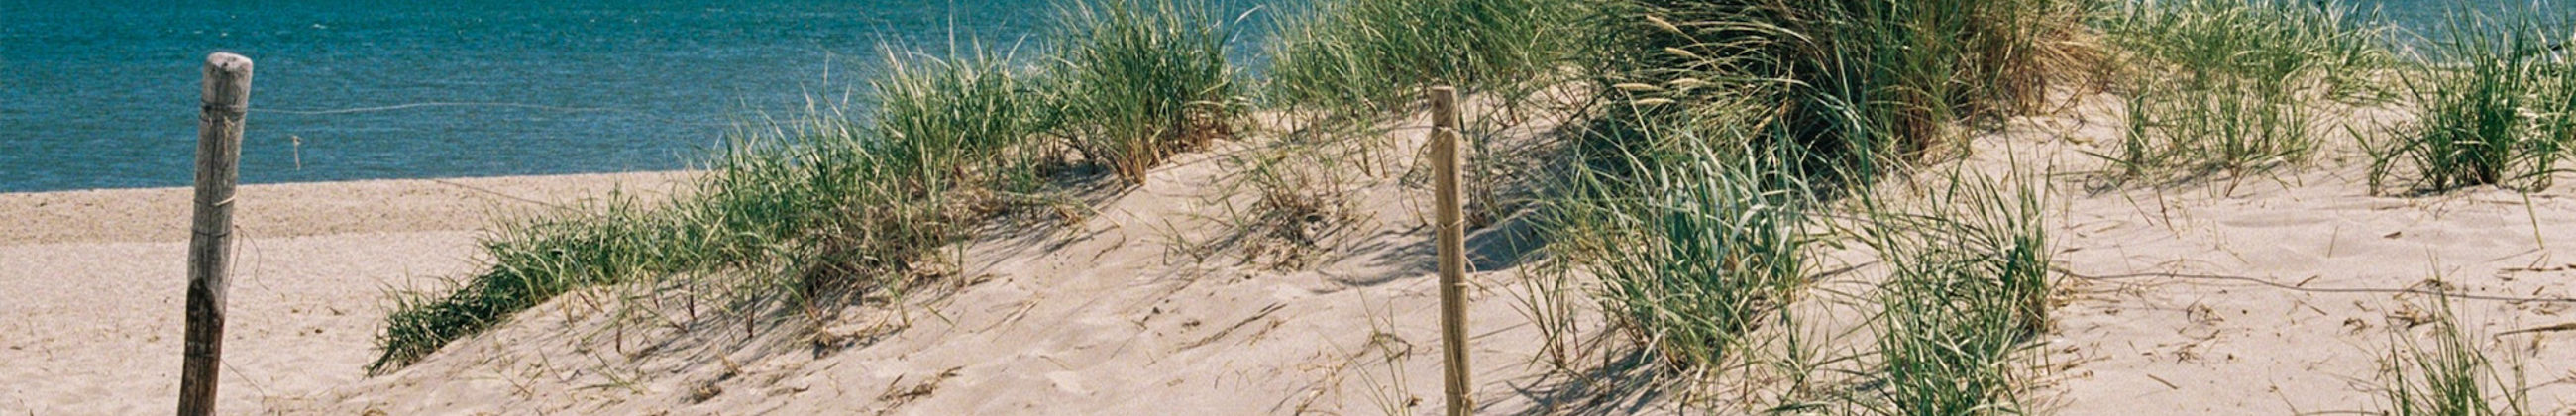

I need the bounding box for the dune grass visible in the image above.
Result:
[1856,171,2052,414]
[371,48,1058,372]
[1586,0,2093,188]
[373,0,1270,370]
[1537,0,2089,379]
[2096,0,2394,180]
[1870,259,2029,415]
[2370,9,2575,194]
[371,0,2117,408]
[1048,0,1243,183]
[1262,0,1588,116]
[2379,294,2531,416]
[1547,119,1818,370]
[1261,0,1598,239]
[1206,135,1361,269]
[2099,0,2391,94]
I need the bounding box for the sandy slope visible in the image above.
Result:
[274,107,1612,415]
[0,172,690,414]
[10,92,2576,415]
[1985,96,2576,414]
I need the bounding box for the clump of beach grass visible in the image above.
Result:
[371,47,1057,372]
[374,195,691,373]
[1259,0,1594,242]
[1544,110,1820,372]
[1856,170,2053,415]
[2097,0,2395,180]
[1586,0,2095,188]
[375,0,1266,369]
[2379,294,2531,416]
[1048,0,1244,183]
[2099,0,2392,96]
[1262,0,1588,117]
[1209,136,1360,269]
[2369,9,2575,194]
[1530,0,2092,388]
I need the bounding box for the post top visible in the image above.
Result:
[205,52,252,74]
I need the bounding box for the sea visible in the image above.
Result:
[0,0,1293,192]
[0,0,2560,192]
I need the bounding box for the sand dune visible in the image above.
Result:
[6,93,2574,415]
[1957,95,2576,414]
[269,108,1598,415]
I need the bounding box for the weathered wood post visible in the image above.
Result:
[180,52,251,416]
[1429,86,1472,416]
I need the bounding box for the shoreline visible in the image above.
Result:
[0,171,698,245]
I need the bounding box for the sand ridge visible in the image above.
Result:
[271,103,1604,415]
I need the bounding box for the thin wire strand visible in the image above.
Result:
[252,102,616,115]
[2057,266,2576,303]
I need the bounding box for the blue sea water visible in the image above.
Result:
[2358,0,2575,51]
[0,0,2560,192]
[0,0,1288,192]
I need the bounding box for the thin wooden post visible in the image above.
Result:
[180,52,252,416]
[1429,86,1472,416]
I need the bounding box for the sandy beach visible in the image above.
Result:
[4,94,2576,414]
[0,172,691,413]
[10,89,2576,416]
[20,0,2576,413]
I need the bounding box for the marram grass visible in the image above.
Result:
[1262,0,1587,116]
[1048,0,1243,183]
[2379,294,2530,416]
[1541,0,2090,382]
[1586,0,2096,189]
[1858,170,2053,415]
[1549,122,1818,370]
[2099,0,2394,180]
[373,0,1267,369]
[372,48,1056,372]
[2370,8,2575,194]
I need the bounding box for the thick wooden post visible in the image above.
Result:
[180,52,251,416]
[1429,86,1472,416]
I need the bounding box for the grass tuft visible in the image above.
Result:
[1048,0,1244,183]
[1262,0,1587,116]
[1586,0,2096,188]
[2097,0,2393,180]
[1860,170,2053,415]
[2370,8,2575,194]
[2379,294,2530,416]
[371,47,1056,372]
[1215,137,1360,269]
[1539,0,2090,383]
[1552,126,1816,370]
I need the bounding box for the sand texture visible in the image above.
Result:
[0,172,692,413]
